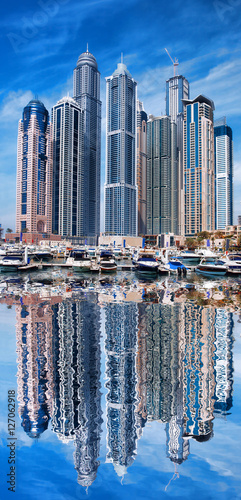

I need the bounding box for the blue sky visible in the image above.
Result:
[1,0,241,232]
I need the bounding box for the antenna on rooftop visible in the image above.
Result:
[86,42,89,53]
[165,48,179,77]
[121,52,123,64]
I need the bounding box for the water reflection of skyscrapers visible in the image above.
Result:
[180,304,216,441]
[213,309,234,416]
[51,297,102,487]
[137,303,189,464]
[16,299,56,438]
[105,303,139,478]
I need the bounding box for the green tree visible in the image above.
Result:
[185,238,198,250]
[6,228,13,233]
[197,231,210,240]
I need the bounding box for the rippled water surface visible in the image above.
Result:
[1,271,241,499]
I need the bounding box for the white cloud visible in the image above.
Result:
[1,90,34,122]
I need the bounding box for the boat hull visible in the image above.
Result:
[135,263,159,273]
[0,265,20,273]
[195,266,227,277]
[100,265,117,273]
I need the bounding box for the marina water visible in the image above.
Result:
[1,270,241,499]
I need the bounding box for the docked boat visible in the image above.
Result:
[170,250,201,266]
[31,248,53,261]
[195,258,227,277]
[0,255,24,272]
[133,250,159,273]
[219,253,241,275]
[67,249,92,272]
[164,259,187,274]
[99,251,117,273]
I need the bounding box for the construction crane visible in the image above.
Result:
[165,48,179,77]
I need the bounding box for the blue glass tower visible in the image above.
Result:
[214,117,233,229]
[105,62,137,236]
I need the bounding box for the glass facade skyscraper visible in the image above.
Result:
[105,62,137,236]
[214,117,233,229]
[16,99,52,234]
[136,100,147,236]
[166,75,189,121]
[166,75,189,235]
[147,116,178,235]
[52,96,84,238]
[73,49,101,239]
[183,95,215,235]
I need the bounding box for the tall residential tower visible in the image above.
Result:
[52,96,84,238]
[16,99,52,234]
[105,61,137,236]
[147,115,178,235]
[73,48,101,239]
[214,117,233,229]
[136,100,147,235]
[183,95,215,235]
[166,75,189,235]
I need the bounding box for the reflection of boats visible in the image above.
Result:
[0,255,23,272]
[219,253,241,275]
[195,258,227,277]
[99,251,117,273]
[133,250,159,273]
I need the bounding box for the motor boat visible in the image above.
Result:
[164,259,187,274]
[67,249,92,272]
[132,250,159,273]
[219,253,241,275]
[31,248,53,261]
[157,249,187,274]
[99,251,117,273]
[170,250,201,266]
[195,257,228,277]
[0,255,24,272]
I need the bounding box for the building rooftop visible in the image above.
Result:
[182,94,215,110]
[56,95,80,107]
[112,62,132,78]
[26,99,46,110]
[76,47,98,70]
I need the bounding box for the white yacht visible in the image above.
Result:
[219,253,241,274]
[132,249,159,273]
[66,249,92,272]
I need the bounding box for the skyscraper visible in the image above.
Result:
[16,99,52,234]
[166,75,189,122]
[214,117,233,229]
[183,95,215,235]
[105,61,137,236]
[136,100,147,235]
[73,48,101,239]
[166,75,189,235]
[52,96,84,238]
[146,115,178,235]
